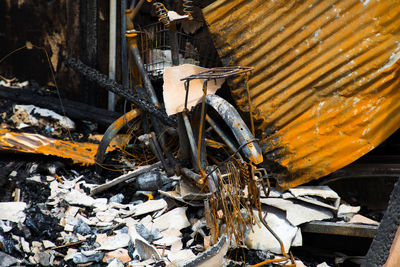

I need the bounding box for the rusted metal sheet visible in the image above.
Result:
[0,129,122,165]
[302,221,378,238]
[203,0,400,189]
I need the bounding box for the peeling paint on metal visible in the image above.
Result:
[204,0,400,189]
[379,43,400,72]
[206,94,263,164]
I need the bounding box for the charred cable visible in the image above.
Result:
[64,58,177,127]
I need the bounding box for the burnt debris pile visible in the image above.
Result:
[0,80,381,266]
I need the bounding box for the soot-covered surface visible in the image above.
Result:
[364,178,400,266]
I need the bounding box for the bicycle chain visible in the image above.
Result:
[64,58,177,127]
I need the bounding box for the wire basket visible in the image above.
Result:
[137,21,221,79]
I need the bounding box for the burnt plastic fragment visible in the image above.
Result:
[135,171,174,191]
[73,219,92,235]
[72,251,104,264]
[135,224,160,243]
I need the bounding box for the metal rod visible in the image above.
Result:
[130,0,137,10]
[130,45,159,106]
[205,114,237,154]
[150,132,174,176]
[121,0,129,90]
[181,167,201,183]
[168,22,180,66]
[130,0,145,21]
[206,167,218,193]
[91,161,163,195]
[182,111,200,173]
[184,80,190,109]
[196,80,208,179]
[108,0,117,111]
[204,199,217,244]
[252,177,294,267]
[177,114,191,161]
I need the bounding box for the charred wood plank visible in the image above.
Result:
[79,0,99,106]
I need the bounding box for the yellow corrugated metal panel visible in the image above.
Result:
[203,0,400,189]
[0,129,123,165]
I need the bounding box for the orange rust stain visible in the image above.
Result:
[0,129,122,165]
[206,138,226,149]
[248,152,263,166]
[204,0,400,189]
[90,134,132,148]
[111,109,140,129]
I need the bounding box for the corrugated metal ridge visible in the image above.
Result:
[204,0,400,189]
[0,129,121,165]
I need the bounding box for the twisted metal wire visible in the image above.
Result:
[182,0,194,19]
[153,2,170,26]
